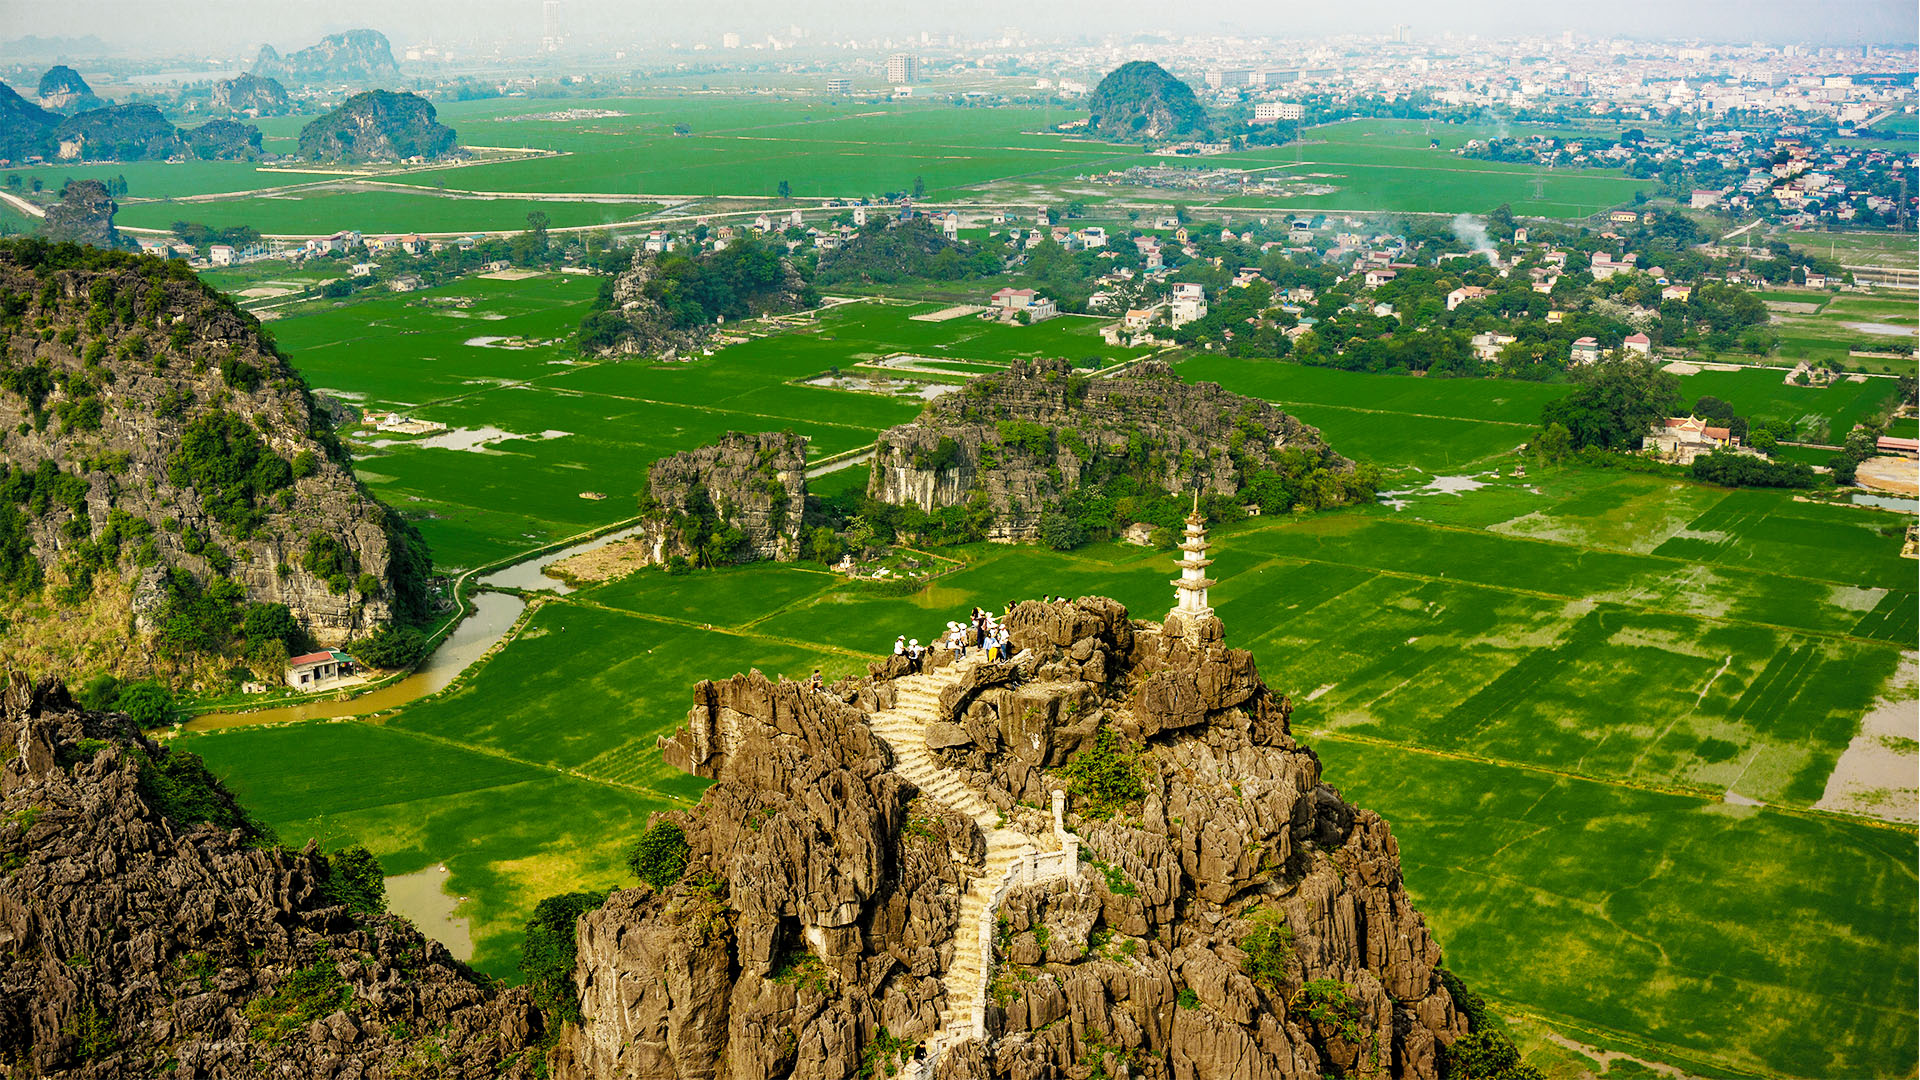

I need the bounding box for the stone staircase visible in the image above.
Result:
[865,660,1034,1070]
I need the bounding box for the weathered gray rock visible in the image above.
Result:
[636,431,808,565]
[868,359,1350,541]
[571,597,1467,1080]
[0,672,542,1078]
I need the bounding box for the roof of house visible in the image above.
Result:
[288,651,336,668]
[1877,436,1920,452]
[1664,416,1731,440]
[1625,333,1652,343]
[1573,336,1598,346]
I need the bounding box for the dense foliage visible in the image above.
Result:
[627,821,691,890]
[319,846,387,916]
[816,218,1001,285]
[1059,727,1146,819]
[1690,449,1816,489]
[520,890,610,1024]
[134,743,272,841]
[1539,357,1682,451]
[1237,907,1296,992]
[166,411,293,536]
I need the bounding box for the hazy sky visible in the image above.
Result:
[4,0,1916,54]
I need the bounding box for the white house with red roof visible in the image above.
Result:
[285,650,355,690]
[1623,332,1653,355]
[1643,416,1749,464]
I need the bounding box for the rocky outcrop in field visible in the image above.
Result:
[211,73,291,117]
[297,90,457,164]
[869,359,1350,541]
[0,673,544,1078]
[36,180,123,249]
[637,431,808,565]
[557,593,1466,1080]
[0,242,430,662]
[588,244,815,360]
[1086,61,1210,143]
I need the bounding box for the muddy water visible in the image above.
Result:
[184,591,525,731]
[385,864,474,962]
[477,524,643,594]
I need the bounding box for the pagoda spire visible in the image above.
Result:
[1169,491,1214,622]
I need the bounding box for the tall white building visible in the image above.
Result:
[887,53,919,84]
[540,0,564,52]
[722,32,741,48]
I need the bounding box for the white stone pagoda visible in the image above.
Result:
[1169,493,1215,622]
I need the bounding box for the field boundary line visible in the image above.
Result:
[372,722,698,806]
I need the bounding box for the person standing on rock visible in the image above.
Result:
[907,639,923,673]
[809,668,823,691]
[894,636,907,663]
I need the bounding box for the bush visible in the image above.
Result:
[628,821,691,890]
[1237,907,1295,991]
[1060,727,1145,819]
[135,744,272,840]
[1039,511,1086,551]
[1441,1030,1546,1080]
[1689,449,1814,489]
[520,891,609,1023]
[320,846,386,916]
[117,681,176,728]
[1437,966,1488,1032]
[352,625,427,669]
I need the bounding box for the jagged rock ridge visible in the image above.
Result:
[638,431,809,565]
[869,359,1351,541]
[558,593,1466,1080]
[297,90,458,164]
[0,673,544,1078]
[253,30,401,86]
[0,241,430,662]
[36,180,123,249]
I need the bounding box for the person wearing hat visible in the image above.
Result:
[907,638,923,673]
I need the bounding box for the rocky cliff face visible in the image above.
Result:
[35,66,104,114]
[211,73,291,117]
[869,359,1348,541]
[0,81,62,160]
[0,673,544,1078]
[296,90,457,164]
[254,30,401,87]
[36,180,123,249]
[0,242,427,661]
[558,594,1466,1080]
[639,431,808,564]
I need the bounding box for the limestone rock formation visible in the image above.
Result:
[0,80,62,160]
[253,30,401,87]
[1086,61,1209,143]
[869,359,1351,541]
[0,241,431,662]
[589,244,815,359]
[0,673,544,1078]
[181,118,265,161]
[51,104,183,161]
[36,179,123,249]
[35,66,105,114]
[211,73,291,117]
[297,90,457,164]
[638,431,808,564]
[559,593,1466,1080]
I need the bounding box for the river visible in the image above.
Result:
[184,590,526,732]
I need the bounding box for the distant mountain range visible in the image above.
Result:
[254,29,401,86]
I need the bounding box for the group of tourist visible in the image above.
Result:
[891,604,1025,674]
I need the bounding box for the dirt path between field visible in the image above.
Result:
[1814,651,1918,824]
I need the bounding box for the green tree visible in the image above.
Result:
[912,175,926,198]
[524,210,551,252]
[776,179,792,199]
[1532,421,1572,463]
[1442,1030,1547,1080]
[321,846,386,916]
[627,821,691,889]
[117,681,176,728]
[1538,356,1681,451]
[520,891,609,1023]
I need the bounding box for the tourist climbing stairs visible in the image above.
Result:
[865,659,1034,1071]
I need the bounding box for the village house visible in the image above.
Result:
[1569,337,1602,364]
[1662,284,1693,302]
[1643,416,1747,464]
[285,650,355,691]
[1470,332,1517,361]
[1232,267,1264,288]
[1363,268,1397,288]
[1169,282,1208,327]
[1590,252,1640,281]
[1623,332,1653,356]
[988,287,1057,323]
[209,244,236,267]
[1446,285,1493,311]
